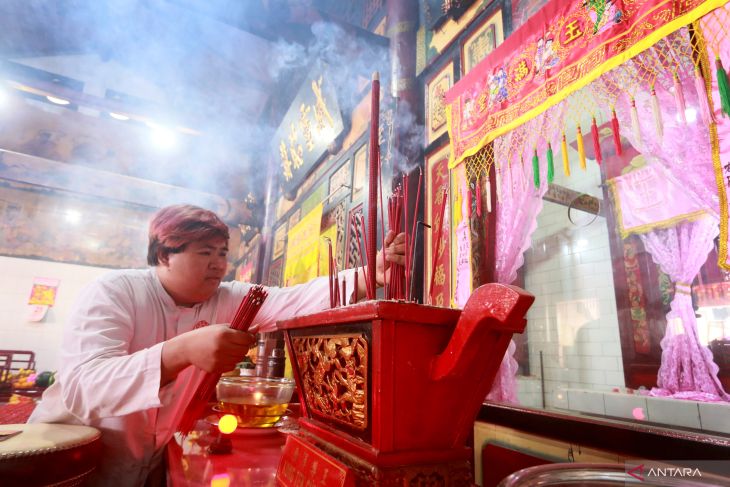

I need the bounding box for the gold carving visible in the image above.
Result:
[290,143,304,170]
[430,74,451,131]
[312,76,334,130]
[293,334,369,430]
[299,104,314,152]
[288,122,298,145]
[280,140,293,181]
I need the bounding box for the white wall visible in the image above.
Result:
[517,160,625,409]
[0,256,111,372]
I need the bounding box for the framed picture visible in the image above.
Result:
[425,145,452,307]
[351,144,368,201]
[345,203,365,269]
[424,0,490,68]
[0,188,150,269]
[267,258,284,287]
[322,201,347,269]
[272,223,287,260]
[460,8,504,76]
[328,160,352,201]
[425,61,455,145]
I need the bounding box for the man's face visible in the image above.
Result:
[158,237,229,306]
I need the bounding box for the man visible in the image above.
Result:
[29,204,405,486]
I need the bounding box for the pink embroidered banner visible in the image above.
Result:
[608,165,707,238]
[445,0,728,169]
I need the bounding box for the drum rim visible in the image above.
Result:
[0,428,101,460]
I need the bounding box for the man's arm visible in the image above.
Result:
[58,277,167,420]
[160,325,255,386]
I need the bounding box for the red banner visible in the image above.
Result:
[445,0,728,168]
[428,156,451,307]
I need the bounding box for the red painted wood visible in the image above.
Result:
[278,435,355,487]
[481,443,552,487]
[276,300,461,330]
[277,283,534,472]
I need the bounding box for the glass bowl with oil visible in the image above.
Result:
[215,376,295,428]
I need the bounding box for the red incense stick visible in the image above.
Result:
[367,72,380,300]
[358,214,374,299]
[408,168,423,290]
[177,285,268,436]
[327,239,334,308]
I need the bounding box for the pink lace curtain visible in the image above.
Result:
[606,67,719,219]
[607,48,728,402]
[487,116,552,403]
[639,217,729,401]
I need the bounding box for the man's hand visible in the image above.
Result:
[161,325,255,385]
[375,231,406,287]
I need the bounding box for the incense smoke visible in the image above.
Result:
[0,0,426,227]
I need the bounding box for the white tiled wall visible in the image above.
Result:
[559,388,730,435]
[0,256,110,372]
[517,162,625,409]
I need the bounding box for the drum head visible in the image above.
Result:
[0,423,101,487]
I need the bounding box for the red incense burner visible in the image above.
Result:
[275,283,534,486]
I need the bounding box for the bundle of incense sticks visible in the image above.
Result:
[386,187,405,300]
[327,238,344,308]
[401,169,422,302]
[354,213,374,300]
[177,285,268,436]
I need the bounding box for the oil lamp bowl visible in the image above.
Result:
[215,376,295,428]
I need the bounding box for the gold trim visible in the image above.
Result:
[607,179,708,239]
[710,122,729,269]
[695,20,730,270]
[675,282,693,295]
[447,0,730,169]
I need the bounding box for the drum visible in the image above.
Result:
[0,423,101,486]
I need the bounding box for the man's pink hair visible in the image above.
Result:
[147,204,229,265]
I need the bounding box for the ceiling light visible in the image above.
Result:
[46,95,70,105]
[149,125,177,150]
[65,209,82,224]
[109,112,130,121]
